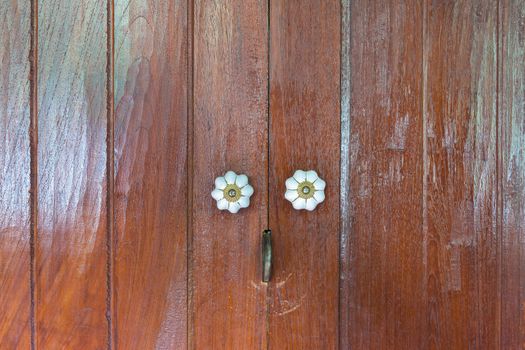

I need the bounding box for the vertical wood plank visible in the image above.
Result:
[425,0,498,348]
[341,0,425,348]
[268,1,340,348]
[192,1,268,348]
[37,0,108,347]
[113,0,188,348]
[500,0,525,347]
[0,1,31,347]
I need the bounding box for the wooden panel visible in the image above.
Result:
[500,0,525,347]
[113,0,188,348]
[37,0,108,348]
[0,1,31,347]
[425,0,498,348]
[192,1,268,348]
[268,1,340,348]
[341,0,425,348]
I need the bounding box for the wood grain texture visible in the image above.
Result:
[37,0,108,348]
[425,0,498,348]
[113,0,188,348]
[500,0,525,348]
[0,0,31,347]
[268,1,340,348]
[2,1,525,347]
[341,1,425,348]
[191,1,268,348]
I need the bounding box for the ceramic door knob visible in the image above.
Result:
[284,170,326,211]
[211,170,254,213]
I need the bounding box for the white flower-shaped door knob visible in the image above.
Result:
[211,171,254,213]
[285,170,326,211]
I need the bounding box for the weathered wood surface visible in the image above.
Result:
[0,0,31,347]
[37,0,109,348]
[341,0,425,348]
[341,0,512,348]
[0,1,523,348]
[425,1,499,348]
[113,0,188,348]
[500,0,525,348]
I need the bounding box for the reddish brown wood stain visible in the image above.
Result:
[0,0,524,349]
[425,1,499,348]
[500,0,525,348]
[113,0,188,348]
[340,0,523,348]
[342,1,425,348]
[191,1,269,348]
[268,1,340,349]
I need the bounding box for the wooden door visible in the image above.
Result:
[1,1,524,349]
[341,0,525,348]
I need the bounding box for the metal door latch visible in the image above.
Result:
[262,229,272,282]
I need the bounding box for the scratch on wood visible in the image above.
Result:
[447,244,462,292]
[274,295,306,317]
[275,272,293,289]
[388,113,410,151]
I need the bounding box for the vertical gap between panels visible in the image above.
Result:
[339,0,351,349]
[106,0,115,348]
[29,0,39,348]
[421,0,429,346]
[187,0,195,348]
[265,0,271,349]
[266,2,271,230]
[496,0,503,347]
